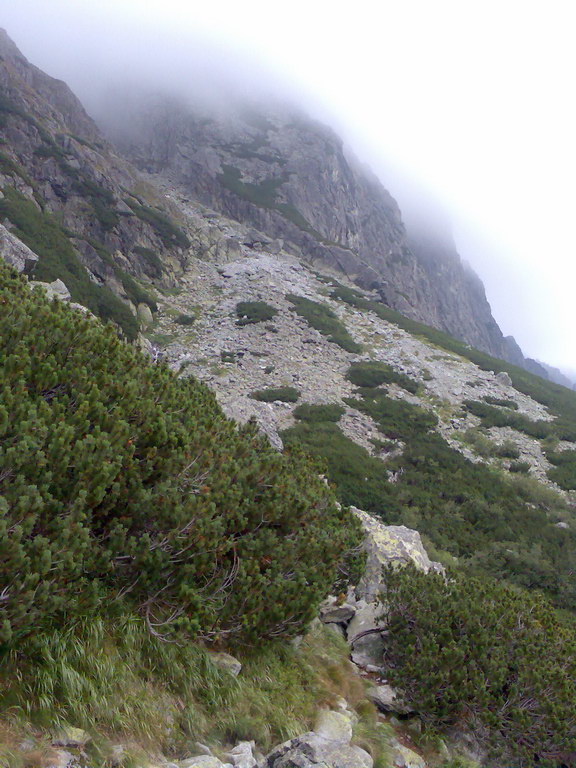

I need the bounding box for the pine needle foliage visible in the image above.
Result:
[383,567,576,763]
[0,263,362,648]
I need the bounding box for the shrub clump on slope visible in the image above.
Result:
[0,262,362,647]
[383,566,576,763]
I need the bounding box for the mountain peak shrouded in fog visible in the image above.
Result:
[1,0,575,374]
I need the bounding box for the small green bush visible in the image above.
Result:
[287,294,362,353]
[547,449,576,490]
[482,395,519,410]
[236,300,278,326]
[495,439,521,459]
[346,361,419,393]
[293,403,345,423]
[509,460,531,473]
[251,386,300,403]
[175,313,196,326]
[382,566,576,761]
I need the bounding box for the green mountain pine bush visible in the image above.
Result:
[382,566,576,762]
[0,263,362,648]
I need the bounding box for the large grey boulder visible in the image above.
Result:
[352,508,443,602]
[495,371,513,386]
[0,223,38,272]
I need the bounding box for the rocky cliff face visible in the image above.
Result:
[102,94,526,366]
[0,29,190,333]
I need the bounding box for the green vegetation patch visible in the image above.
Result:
[218,164,286,208]
[0,263,362,650]
[463,399,552,439]
[284,378,576,608]
[175,313,196,326]
[236,300,278,326]
[345,389,437,440]
[547,449,576,490]
[126,199,190,249]
[0,188,138,339]
[482,395,519,409]
[331,281,576,442]
[346,361,419,393]
[287,294,362,353]
[383,566,576,761]
[293,403,345,423]
[251,386,300,403]
[281,422,398,515]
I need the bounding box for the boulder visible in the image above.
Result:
[265,733,372,768]
[366,684,412,715]
[350,631,386,671]
[391,744,426,768]
[137,302,154,328]
[179,757,228,768]
[42,749,75,768]
[223,741,257,768]
[319,597,356,624]
[352,508,443,602]
[495,371,512,386]
[51,726,90,748]
[314,710,353,744]
[0,223,38,272]
[207,651,242,677]
[346,601,384,642]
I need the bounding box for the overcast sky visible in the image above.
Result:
[2,0,575,374]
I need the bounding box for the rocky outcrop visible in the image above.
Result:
[0,222,38,272]
[0,29,188,316]
[351,509,444,602]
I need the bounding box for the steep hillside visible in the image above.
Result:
[104,94,527,367]
[0,29,191,338]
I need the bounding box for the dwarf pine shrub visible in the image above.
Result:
[0,263,362,647]
[382,566,576,762]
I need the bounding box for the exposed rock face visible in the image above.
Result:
[104,93,531,368]
[0,222,38,271]
[0,29,187,308]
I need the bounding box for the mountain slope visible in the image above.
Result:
[103,94,527,367]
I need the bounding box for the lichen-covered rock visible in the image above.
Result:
[207,651,242,677]
[314,710,353,744]
[390,744,426,768]
[51,726,90,748]
[352,508,443,601]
